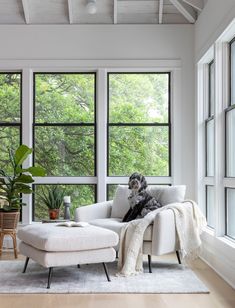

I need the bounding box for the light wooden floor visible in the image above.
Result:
[0,250,234,308]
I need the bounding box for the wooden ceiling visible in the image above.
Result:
[0,0,206,25]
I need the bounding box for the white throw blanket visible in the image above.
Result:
[117,200,207,277]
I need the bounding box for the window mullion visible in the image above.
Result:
[214,42,226,237]
[97,69,107,202]
[22,68,34,224]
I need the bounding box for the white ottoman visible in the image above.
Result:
[18,224,119,288]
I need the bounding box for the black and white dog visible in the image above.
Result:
[122,172,162,222]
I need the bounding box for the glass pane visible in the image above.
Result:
[33,184,96,222]
[35,74,95,123]
[109,73,169,123]
[0,126,20,174]
[226,108,235,177]
[34,126,95,176]
[231,40,235,105]
[206,186,215,229]
[206,119,214,176]
[0,73,21,123]
[109,126,169,176]
[209,61,215,116]
[226,188,235,239]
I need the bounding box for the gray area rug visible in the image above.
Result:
[0,260,209,294]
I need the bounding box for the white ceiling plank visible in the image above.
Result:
[159,0,163,24]
[68,0,73,24]
[182,0,203,11]
[118,1,158,14]
[113,0,117,24]
[22,0,30,24]
[169,0,196,23]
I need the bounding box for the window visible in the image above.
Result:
[206,119,215,176]
[33,184,96,222]
[0,73,21,173]
[33,73,96,221]
[231,38,235,105]
[206,185,215,229]
[209,61,215,117]
[108,73,170,176]
[226,106,235,177]
[206,61,215,177]
[226,188,235,240]
[33,73,96,176]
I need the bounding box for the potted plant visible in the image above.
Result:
[39,186,65,220]
[0,144,46,228]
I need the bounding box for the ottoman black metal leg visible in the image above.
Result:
[176,251,181,264]
[22,257,29,273]
[47,267,53,289]
[148,255,152,273]
[102,263,111,282]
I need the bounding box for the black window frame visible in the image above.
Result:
[33,72,97,177]
[0,72,22,220]
[107,72,171,177]
[0,72,22,140]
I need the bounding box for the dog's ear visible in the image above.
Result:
[140,175,147,190]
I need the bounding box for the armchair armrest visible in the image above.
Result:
[75,200,113,222]
[151,208,177,256]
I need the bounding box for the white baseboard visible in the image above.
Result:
[200,231,235,289]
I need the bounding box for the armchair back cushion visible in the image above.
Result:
[111,185,186,219]
[111,186,130,218]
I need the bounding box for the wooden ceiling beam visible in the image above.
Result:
[182,0,203,12]
[113,0,117,24]
[22,0,30,24]
[169,0,196,23]
[159,0,163,24]
[68,0,73,24]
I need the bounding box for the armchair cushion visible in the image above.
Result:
[75,200,112,222]
[90,218,153,241]
[148,185,186,206]
[111,185,130,218]
[110,185,186,219]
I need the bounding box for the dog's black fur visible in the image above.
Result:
[122,172,162,222]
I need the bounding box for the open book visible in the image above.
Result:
[56,221,89,227]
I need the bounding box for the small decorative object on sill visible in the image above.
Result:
[63,196,71,220]
[39,186,65,220]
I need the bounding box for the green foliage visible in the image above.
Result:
[39,186,65,210]
[0,144,46,211]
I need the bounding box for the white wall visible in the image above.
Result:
[0,25,195,199]
[195,0,235,61]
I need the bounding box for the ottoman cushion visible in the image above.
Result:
[19,242,116,268]
[18,224,119,252]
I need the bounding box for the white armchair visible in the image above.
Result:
[75,185,186,272]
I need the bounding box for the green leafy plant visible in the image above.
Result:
[39,186,65,210]
[0,144,46,211]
